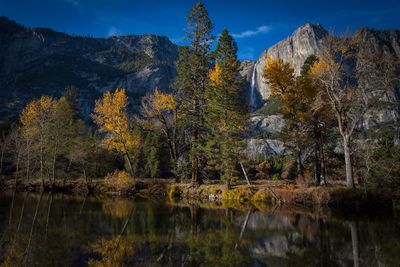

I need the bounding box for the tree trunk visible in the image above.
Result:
[296,150,303,175]
[26,144,30,181]
[240,162,251,185]
[190,118,201,187]
[350,221,360,267]
[314,143,321,185]
[0,142,5,178]
[25,192,43,258]
[83,168,89,192]
[191,157,199,186]
[320,142,327,185]
[40,136,45,190]
[45,193,53,240]
[235,210,251,249]
[190,205,199,238]
[343,136,355,189]
[51,146,58,186]
[15,151,20,187]
[125,153,135,184]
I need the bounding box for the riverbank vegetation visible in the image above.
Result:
[0,2,399,210]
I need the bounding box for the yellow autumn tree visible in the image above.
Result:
[92,88,139,179]
[264,57,296,97]
[20,96,56,189]
[264,56,333,184]
[88,236,136,267]
[209,62,223,86]
[141,88,179,171]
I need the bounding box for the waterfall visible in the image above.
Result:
[250,62,257,109]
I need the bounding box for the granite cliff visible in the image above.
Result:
[0,17,178,118]
[246,23,400,109]
[243,23,400,159]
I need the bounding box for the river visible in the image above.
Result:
[0,192,399,266]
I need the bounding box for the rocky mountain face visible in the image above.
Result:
[0,17,178,118]
[244,23,400,108]
[1,17,399,159]
[243,23,400,159]
[255,24,328,101]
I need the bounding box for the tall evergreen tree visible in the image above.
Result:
[173,2,214,186]
[205,29,248,188]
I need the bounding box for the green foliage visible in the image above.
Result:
[148,146,159,178]
[363,126,400,187]
[268,156,284,176]
[172,2,214,184]
[143,133,160,178]
[271,173,281,181]
[204,29,248,185]
[254,98,282,116]
[116,51,159,72]
[256,155,286,179]
[301,54,319,76]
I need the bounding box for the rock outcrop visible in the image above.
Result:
[0,16,178,118]
[249,23,328,104]
[241,23,400,158]
[250,114,285,136]
[244,23,400,112]
[246,139,285,159]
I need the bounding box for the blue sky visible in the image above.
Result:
[1,0,400,60]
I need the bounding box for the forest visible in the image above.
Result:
[0,2,399,201]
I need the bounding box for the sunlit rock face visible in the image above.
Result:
[249,114,285,135]
[253,23,328,102]
[0,16,178,118]
[240,23,400,143]
[246,138,285,159]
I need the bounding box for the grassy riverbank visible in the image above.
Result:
[1,177,397,215]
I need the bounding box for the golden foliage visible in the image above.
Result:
[152,88,176,112]
[92,88,139,154]
[309,60,326,76]
[88,236,135,267]
[20,95,56,138]
[102,198,134,219]
[104,170,134,190]
[209,62,223,86]
[264,57,295,97]
[309,59,339,80]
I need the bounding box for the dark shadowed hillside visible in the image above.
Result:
[0,16,178,119]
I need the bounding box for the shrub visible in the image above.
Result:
[271,173,281,181]
[255,98,282,116]
[251,190,273,203]
[255,155,286,179]
[104,170,134,191]
[167,185,182,199]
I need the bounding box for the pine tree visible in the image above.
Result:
[173,2,214,186]
[205,29,248,188]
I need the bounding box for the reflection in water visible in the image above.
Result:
[0,192,399,266]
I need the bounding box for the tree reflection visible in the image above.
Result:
[88,236,136,267]
[0,193,399,267]
[101,199,135,219]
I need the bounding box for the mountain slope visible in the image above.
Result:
[0,16,178,118]
[247,23,400,108]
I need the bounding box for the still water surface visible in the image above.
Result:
[0,192,399,266]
